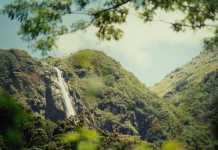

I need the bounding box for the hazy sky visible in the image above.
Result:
[0,1,213,86]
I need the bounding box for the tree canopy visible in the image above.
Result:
[1,0,218,55]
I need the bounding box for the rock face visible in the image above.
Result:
[0,49,46,113]
[0,49,178,143]
[0,49,77,120]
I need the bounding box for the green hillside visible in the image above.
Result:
[152,50,218,149]
[0,49,181,149]
[152,51,218,98]
[1,48,217,149]
[44,49,180,143]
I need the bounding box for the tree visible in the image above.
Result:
[1,0,218,55]
[0,90,31,149]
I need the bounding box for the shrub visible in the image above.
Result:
[162,140,184,150]
[59,127,100,150]
[0,90,31,149]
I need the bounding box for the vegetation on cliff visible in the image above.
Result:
[0,89,184,150]
[0,48,217,149]
[152,50,218,149]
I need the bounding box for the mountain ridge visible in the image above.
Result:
[0,48,217,149]
[0,48,178,143]
[151,50,218,98]
[151,50,218,149]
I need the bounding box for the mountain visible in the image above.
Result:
[1,48,217,149]
[152,50,218,98]
[0,49,179,145]
[152,50,218,149]
[0,49,46,111]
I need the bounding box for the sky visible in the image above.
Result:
[0,1,213,86]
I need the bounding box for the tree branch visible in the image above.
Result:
[153,19,217,29]
[68,0,131,16]
[91,0,132,16]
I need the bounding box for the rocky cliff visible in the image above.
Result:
[1,48,217,149]
[0,49,178,143]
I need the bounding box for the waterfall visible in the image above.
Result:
[54,67,76,118]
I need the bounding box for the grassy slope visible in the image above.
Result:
[151,51,218,98]
[151,50,218,149]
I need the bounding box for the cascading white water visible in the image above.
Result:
[54,67,76,118]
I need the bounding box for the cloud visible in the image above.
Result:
[56,9,212,86]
